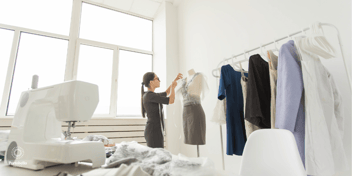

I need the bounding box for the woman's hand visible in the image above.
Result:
[174,73,183,82]
[166,73,182,96]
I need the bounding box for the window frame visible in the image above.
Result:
[0,0,154,119]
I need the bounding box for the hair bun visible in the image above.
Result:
[141,82,145,85]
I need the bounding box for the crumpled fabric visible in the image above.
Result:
[105,141,217,176]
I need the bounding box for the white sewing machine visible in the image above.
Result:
[4,80,106,170]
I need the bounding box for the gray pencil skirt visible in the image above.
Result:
[183,104,206,145]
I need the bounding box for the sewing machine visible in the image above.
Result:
[4,80,105,170]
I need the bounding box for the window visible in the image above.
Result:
[76,45,114,114]
[0,0,72,35]
[7,33,68,115]
[0,1,153,118]
[0,29,14,106]
[116,50,152,116]
[80,3,153,51]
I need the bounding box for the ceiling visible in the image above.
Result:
[89,0,181,19]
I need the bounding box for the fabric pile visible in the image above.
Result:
[102,141,216,176]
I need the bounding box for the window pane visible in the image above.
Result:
[0,0,72,35]
[77,45,113,114]
[117,50,152,116]
[80,3,152,51]
[0,29,14,108]
[7,33,68,115]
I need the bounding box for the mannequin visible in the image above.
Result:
[178,68,209,157]
[187,69,195,79]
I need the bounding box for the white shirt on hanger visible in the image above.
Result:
[295,35,347,175]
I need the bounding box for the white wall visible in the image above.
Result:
[154,1,182,155]
[153,1,166,91]
[176,0,351,175]
[165,1,182,154]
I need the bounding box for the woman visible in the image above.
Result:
[141,72,183,148]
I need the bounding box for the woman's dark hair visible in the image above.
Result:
[141,72,155,118]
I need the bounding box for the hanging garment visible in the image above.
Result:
[179,72,209,145]
[275,40,306,167]
[245,54,271,128]
[295,36,347,175]
[267,50,278,129]
[211,98,227,125]
[218,64,247,155]
[143,91,169,148]
[211,74,227,125]
[240,67,260,138]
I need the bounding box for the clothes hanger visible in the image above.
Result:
[236,50,247,73]
[232,55,248,73]
[303,22,335,59]
[271,40,279,53]
[260,43,269,61]
[228,50,249,71]
[231,55,241,71]
[225,57,235,70]
[238,58,246,77]
[229,50,248,73]
[239,52,248,73]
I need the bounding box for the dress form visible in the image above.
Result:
[187,69,195,80]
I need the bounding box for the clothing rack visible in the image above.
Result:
[212,22,351,91]
[212,22,351,171]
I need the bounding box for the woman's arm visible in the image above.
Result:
[168,81,177,104]
[165,85,172,96]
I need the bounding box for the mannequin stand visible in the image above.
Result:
[197,145,199,157]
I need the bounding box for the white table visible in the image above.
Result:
[0,160,97,176]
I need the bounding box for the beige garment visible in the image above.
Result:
[267,50,278,129]
[240,70,260,138]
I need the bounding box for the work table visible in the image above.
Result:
[0,160,96,176]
